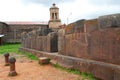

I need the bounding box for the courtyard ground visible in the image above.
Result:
[0,43,97,80]
[0,53,83,80]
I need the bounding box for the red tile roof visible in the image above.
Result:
[5,21,48,25]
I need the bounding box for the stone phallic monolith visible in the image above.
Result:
[4,53,10,66]
[9,57,17,76]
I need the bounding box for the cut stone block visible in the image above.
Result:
[98,14,120,29]
[39,57,50,65]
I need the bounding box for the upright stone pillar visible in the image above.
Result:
[4,53,10,66]
[9,57,17,76]
[58,29,66,54]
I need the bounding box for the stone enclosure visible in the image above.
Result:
[20,14,120,80]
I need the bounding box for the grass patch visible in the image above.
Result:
[53,63,97,80]
[81,72,97,80]
[0,43,20,54]
[53,63,80,74]
[25,53,38,60]
[18,52,38,60]
[0,43,38,60]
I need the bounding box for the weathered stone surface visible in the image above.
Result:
[84,19,98,33]
[36,36,42,50]
[65,23,75,34]
[114,69,120,80]
[65,33,89,58]
[74,19,85,33]
[65,19,85,34]
[59,18,120,65]
[91,63,114,80]
[63,28,120,65]
[39,57,50,64]
[89,28,120,65]
[4,53,9,57]
[58,29,66,54]
[98,14,120,29]
[4,53,10,66]
[9,57,16,63]
[37,28,52,36]
[42,36,47,51]
[9,57,17,76]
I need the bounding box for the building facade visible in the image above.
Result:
[0,3,61,43]
[0,22,48,43]
[49,3,61,29]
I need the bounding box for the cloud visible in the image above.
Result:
[0,0,49,22]
[0,0,120,24]
[22,0,73,6]
[59,0,120,23]
[88,0,120,5]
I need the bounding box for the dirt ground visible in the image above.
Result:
[0,53,82,80]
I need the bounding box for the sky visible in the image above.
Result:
[0,0,120,24]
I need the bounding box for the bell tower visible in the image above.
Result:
[49,3,61,29]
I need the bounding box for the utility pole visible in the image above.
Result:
[67,13,72,25]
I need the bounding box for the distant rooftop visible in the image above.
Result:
[5,21,48,25]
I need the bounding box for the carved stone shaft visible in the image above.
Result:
[4,53,9,66]
[9,57,17,76]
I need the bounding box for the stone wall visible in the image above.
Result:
[6,24,48,43]
[21,28,58,52]
[98,14,120,29]
[58,14,120,65]
[20,14,120,65]
[20,13,120,80]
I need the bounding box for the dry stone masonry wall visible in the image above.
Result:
[20,13,120,80]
